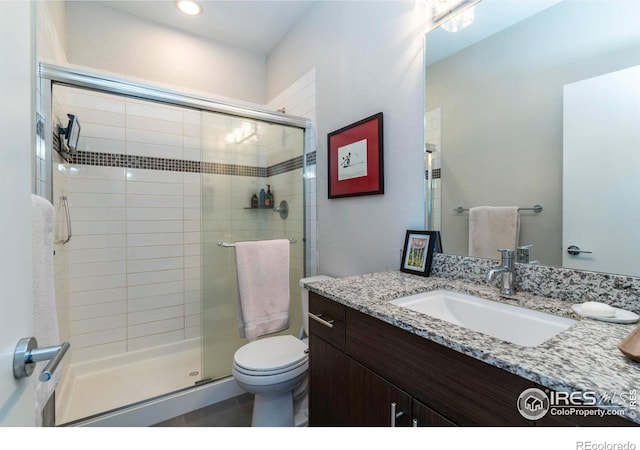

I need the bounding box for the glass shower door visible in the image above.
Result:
[200,111,305,381]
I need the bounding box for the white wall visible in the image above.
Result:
[267,1,427,277]
[64,1,267,103]
[36,0,67,65]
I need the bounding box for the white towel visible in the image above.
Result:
[235,239,290,341]
[31,194,60,426]
[468,206,520,259]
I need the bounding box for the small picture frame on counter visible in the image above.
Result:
[400,230,436,277]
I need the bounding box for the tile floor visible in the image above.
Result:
[152,393,254,427]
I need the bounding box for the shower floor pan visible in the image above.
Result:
[56,339,202,424]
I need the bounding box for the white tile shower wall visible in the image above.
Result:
[125,168,185,353]
[56,86,202,364]
[266,68,317,276]
[66,165,127,363]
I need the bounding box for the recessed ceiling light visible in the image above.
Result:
[175,0,202,16]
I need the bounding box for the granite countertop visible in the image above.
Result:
[305,270,640,424]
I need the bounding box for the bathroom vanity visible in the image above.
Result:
[306,270,640,427]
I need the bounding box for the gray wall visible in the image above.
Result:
[267,1,427,277]
[427,1,640,266]
[64,2,267,103]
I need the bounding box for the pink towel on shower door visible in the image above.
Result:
[235,239,290,341]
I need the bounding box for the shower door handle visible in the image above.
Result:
[13,337,70,382]
[55,194,72,245]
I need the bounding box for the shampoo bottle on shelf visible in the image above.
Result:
[259,188,266,208]
[251,192,259,208]
[265,184,274,208]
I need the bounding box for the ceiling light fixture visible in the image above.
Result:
[431,0,479,32]
[175,0,202,16]
[441,6,475,32]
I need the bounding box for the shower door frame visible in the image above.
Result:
[37,62,311,425]
[39,64,308,126]
[38,63,309,204]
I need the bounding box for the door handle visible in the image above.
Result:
[567,245,593,256]
[13,337,70,382]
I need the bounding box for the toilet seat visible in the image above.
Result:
[234,358,307,377]
[233,335,308,376]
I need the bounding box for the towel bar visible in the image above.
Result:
[218,238,297,247]
[454,204,543,214]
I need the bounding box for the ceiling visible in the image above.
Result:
[95,1,316,55]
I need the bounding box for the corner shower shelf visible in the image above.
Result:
[243,200,289,220]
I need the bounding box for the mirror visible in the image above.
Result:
[425,0,640,277]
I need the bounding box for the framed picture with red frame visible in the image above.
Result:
[327,112,384,199]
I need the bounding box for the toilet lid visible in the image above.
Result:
[234,335,308,372]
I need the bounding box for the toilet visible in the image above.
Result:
[232,275,333,427]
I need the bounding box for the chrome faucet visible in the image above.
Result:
[486,249,516,296]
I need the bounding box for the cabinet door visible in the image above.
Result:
[346,307,533,426]
[309,293,346,351]
[348,358,412,426]
[308,334,349,426]
[412,398,456,427]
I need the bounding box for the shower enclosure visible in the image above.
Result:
[38,65,308,425]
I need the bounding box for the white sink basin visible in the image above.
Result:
[389,290,576,347]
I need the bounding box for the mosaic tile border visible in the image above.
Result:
[306,151,316,166]
[425,168,441,180]
[64,149,313,177]
[268,155,304,177]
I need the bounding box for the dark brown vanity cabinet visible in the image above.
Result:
[308,292,634,427]
[308,292,458,426]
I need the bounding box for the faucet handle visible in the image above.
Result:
[496,248,515,266]
[517,245,533,263]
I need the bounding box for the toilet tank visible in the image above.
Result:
[300,275,333,337]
